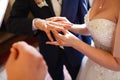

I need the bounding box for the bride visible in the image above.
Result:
[45,0,120,80]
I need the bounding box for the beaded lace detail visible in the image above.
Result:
[77,9,120,80]
[85,9,116,52]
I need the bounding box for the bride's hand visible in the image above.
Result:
[46,29,78,47]
[46,17,73,30]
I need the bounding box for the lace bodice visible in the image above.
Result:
[77,10,120,80]
[85,10,116,52]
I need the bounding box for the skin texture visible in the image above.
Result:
[5,41,47,80]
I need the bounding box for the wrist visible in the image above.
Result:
[32,19,38,30]
[33,18,47,31]
[72,37,81,48]
[33,18,41,29]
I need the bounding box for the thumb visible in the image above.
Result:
[7,47,18,62]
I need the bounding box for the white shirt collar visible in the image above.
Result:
[51,0,62,16]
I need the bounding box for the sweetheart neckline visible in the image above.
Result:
[89,18,116,25]
[87,9,116,25]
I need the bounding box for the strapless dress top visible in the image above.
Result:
[85,9,116,52]
[76,9,120,80]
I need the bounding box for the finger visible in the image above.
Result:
[48,21,66,27]
[12,41,27,49]
[51,29,59,38]
[52,30,66,46]
[50,30,65,46]
[45,31,54,41]
[46,17,61,22]
[46,17,55,21]
[8,47,18,62]
[59,29,67,35]
[60,22,72,29]
[46,17,66,22]
[12,41,30,56]
[56,34,65,43]
[47,22,65,33]
[51,30,64,43]
[52,17,67,22]
[14,41,43,57]
[48,21,72,30]
[52,29,66,38]
[46,41,60,46]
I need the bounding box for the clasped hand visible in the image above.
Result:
[5,41,47,80]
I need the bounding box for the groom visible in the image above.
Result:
[6,0,91,79]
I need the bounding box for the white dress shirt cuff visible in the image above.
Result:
[32,18,38,31]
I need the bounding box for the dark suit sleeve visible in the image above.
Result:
[78,0,92,45]
[6,0,34,35]
[78,0,88,24]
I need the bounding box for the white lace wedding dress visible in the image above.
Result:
[76,10,120,80]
